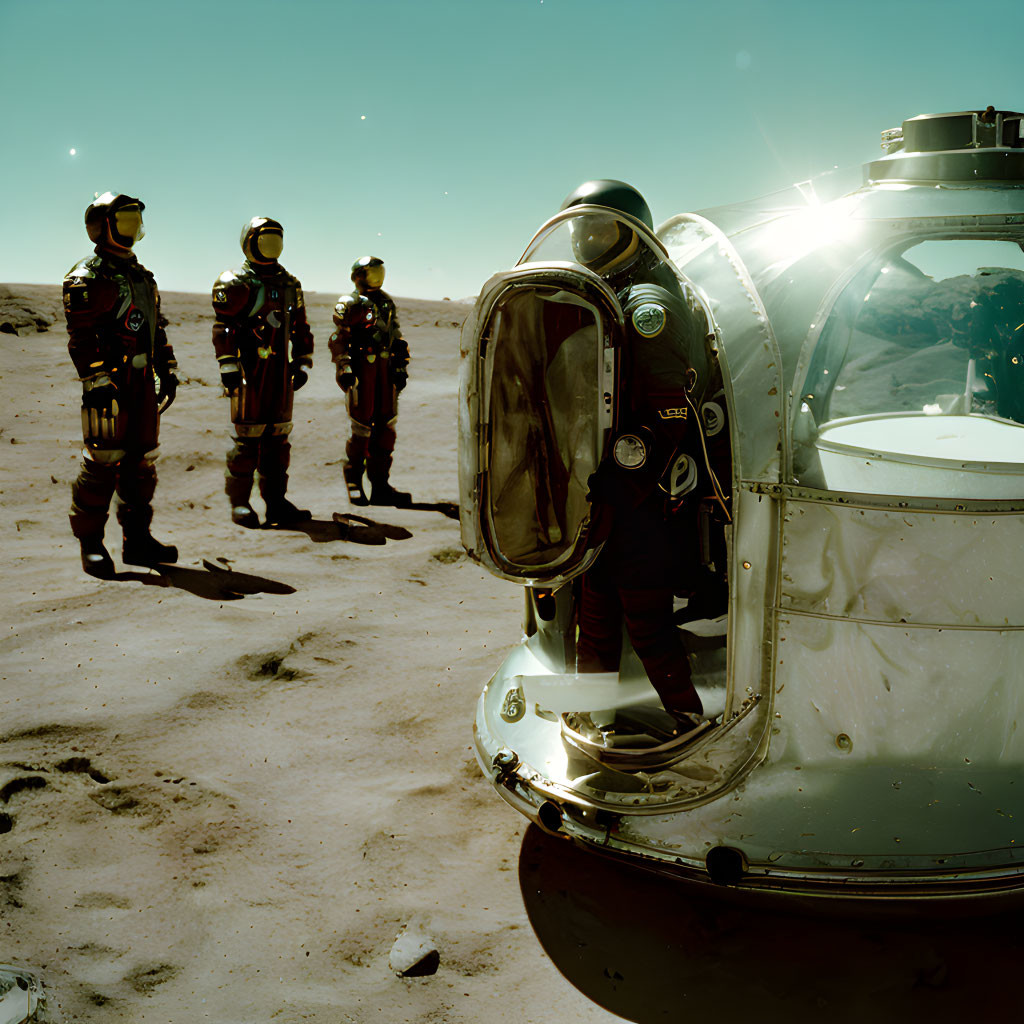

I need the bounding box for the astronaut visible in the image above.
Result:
[329,256,411,506]
[565,180,724,730]
[212,218,314,527]
[965,273,1024,423]
[63,192,179,579]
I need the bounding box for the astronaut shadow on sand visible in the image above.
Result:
[404,498,460,520]
[112,557,296,602]
[265,512,411,546]
[264,498,458,547]
[520,824,1024,1024]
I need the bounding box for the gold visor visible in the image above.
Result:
[256,231,284,260]
[364,264,385,289]
[114,207,144,242]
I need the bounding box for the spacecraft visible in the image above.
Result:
[459,108,1024,896]
[0,964,53,1023]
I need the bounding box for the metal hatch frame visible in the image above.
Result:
[459,261,624,586]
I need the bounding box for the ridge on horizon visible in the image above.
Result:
[0,281,478,305]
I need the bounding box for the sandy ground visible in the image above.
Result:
[0,281,622,1023]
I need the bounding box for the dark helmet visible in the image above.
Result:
[351,256,385,293]
[240,217,284,264]
[559,179,653,277]
[559,179,653,228]
[85,192,145,250]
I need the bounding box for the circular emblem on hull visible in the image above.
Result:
[632,302,666,338]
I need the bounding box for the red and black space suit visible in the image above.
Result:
[212,217,314,527]
[329,257,411,506]
[564,181,724,728]
[64,192,179,578]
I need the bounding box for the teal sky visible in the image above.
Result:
[2,0,1022,300]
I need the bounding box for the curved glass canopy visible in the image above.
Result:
[675,181,1024,500]
[795,239,1024,495]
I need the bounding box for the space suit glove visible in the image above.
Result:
[221,368,242,392]
[584,462,615,505]
[393,370,408,393]
[337,370,355,392]
[157,372,178,413]
[291,366,309,392]
[82,374,117,410]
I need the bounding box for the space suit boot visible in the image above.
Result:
[343,460,369,506]
[368,478,412,508]
[122,528,178,567]
[225,471,260,529]
[263,496,312,526]
[231,503,260,529]
[79,535,115,579]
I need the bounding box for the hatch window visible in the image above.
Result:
[484,287,607,574]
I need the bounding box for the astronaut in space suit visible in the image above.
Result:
[329,256,411,507]
[565,180,722,730]
[63,192,179,578]
[211,217,315,527]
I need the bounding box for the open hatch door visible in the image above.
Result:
[460,261,623,585]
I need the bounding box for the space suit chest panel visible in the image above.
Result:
[620,281,709,412]
[252,284,285,320]
[354,292,398,355]
[367,293,394,319]
[121,265,157,349]
[240,272,294,354]
[366,292,394,323]
[69,257,157,355]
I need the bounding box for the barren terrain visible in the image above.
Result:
[0,282,619,1023]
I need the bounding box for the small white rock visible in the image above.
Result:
[389,925,439,977]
